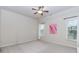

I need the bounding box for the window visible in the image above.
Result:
[66,17,78,41]
[68,20,77,40]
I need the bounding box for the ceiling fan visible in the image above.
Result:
[32,6,49,16]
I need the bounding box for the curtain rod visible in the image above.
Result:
[64,16,78,20]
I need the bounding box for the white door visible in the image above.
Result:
[38,23,45,39]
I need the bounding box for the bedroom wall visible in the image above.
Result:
[0,10,1,47]
[0,9,38,47]
[39,7,79,48]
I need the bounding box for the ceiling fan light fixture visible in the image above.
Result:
[32,6,48,16]
[37,10,43,14]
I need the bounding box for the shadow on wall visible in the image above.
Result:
[0,48,2,52]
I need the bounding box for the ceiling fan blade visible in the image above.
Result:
[41,13,43,16]
[38,6,44,10]
[34,12,38,14]
[41,6,44,8]
[32,8,37,10]
[43,10,49,12]
[38,6,41,10]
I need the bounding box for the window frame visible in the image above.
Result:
[65,16,78,41]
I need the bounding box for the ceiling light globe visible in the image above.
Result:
[38,11,43,14]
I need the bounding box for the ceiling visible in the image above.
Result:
[0,6,75,19]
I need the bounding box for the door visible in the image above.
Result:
[38,23,45,39]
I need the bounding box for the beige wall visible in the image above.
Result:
[0,10,1,46]
[39,7,79,48]
[0,9,38,47]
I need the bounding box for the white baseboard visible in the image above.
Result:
[0,39,37,48]
[39,39,76,48]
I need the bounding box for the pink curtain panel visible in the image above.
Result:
[49,24,57,34]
